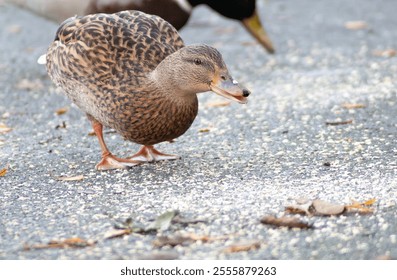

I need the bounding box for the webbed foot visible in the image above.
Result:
[128,145,180,162]
[96,153,141,170]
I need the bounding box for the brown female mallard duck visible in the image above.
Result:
[41,10,250,170]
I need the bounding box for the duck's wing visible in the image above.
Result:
[47,10,185,88]
[115,10,185,53]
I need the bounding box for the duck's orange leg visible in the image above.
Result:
[91,120,140,170]
[128,145,180,162]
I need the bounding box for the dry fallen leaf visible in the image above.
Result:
[104,229,132,239]
[285,201,313,215]
[344,21,368,30]
[188,233,230,242]
[372,49,397,57]
[312,199,346,216]
[108,210,179,238]
[15,79,44,91]
[56,175,84,181]
[0,166,8,177]
[325,119,353,126]
[24,237,95,250]
[145,210,178,232]
[0,123,12,134]
[342,103,366,109]
[223,241,261,253]
[153,235,195,247]
[361,198,376,206]
[55,107,69,115]
[260,215,312,229]
[285,198,374,218]
[345,198,376,214]
[199,128,210,133]
[153,233,227,247]
[140,252,179,260]
[206,100,231,107]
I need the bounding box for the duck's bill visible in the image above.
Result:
[242,11,275,54]
[210,80,248,104]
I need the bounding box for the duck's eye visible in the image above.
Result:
[221,75,227,81]
[194,58,202,65]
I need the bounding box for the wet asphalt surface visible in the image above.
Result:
[0,0,396,260]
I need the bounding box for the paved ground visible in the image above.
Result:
[0,0,396,260]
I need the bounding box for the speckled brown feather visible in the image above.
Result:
[46,11,197,145]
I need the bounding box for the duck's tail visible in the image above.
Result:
[37,54,46,64]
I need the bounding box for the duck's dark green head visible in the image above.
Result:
[190,0,255,20]
[189,0,275,54]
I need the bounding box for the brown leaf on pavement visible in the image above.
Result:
[286,198,374,216]
[23,237,96,250]
[153,233,228,247]
[312,199,346,216]
[223,241,261,253]
[361,198,376,206]
[345,198,376,214]
[342,103,366,109]
[104,229,132,239]
[285,201,313,215]
[0,166,8,177]
[55,107,69,115]
[260,215,312,229]
[56,175,84,181]
[153,235,195,247]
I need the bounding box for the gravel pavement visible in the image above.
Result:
[0,0,396,260]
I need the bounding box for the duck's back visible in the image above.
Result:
[47,10,185,89]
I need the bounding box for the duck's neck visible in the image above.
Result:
[147,60,199,105]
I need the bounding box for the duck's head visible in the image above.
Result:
[189,0,275,53]
[153,44,250,104]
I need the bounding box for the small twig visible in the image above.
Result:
[325,120,353,126]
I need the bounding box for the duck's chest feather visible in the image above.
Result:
[64,81,199,145]
[108,91,199,145]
